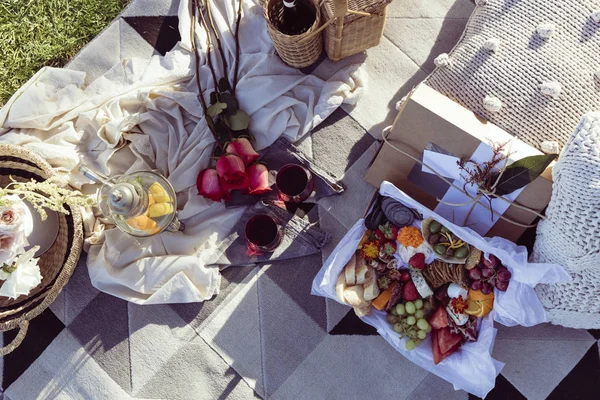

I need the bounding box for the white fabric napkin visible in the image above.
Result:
[0,0,366,304]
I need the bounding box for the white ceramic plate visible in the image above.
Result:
[23,201,60,257]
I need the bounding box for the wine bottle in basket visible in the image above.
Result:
[277,0,316,36]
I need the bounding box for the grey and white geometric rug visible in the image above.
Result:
[1,1,599,399]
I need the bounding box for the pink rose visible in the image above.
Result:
[216,154,249,191]
[225,138,259,166]
[197,168,230,202]
[247,163,272,195]
[1,210,15,225]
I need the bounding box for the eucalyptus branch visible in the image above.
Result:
[233,0,243,95]
[204,0,229,88]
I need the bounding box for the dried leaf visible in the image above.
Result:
[491,154,555,196]
[209,91,218,105]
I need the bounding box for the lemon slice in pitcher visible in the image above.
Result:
[149,182,171,203]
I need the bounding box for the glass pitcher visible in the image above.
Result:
[79,165,184,237]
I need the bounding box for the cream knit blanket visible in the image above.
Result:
[533,112,600,329]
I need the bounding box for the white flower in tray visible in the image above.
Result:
[0,246,42,299]
[0,194,33,234]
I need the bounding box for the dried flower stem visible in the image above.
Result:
[233,0,243,95]
[0,177,95,221]
[191,0,224,152]
[204,0,229,87]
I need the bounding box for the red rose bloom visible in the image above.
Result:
[225,138,260,166]
[216,154,248,191]
[197,168,230,202]
[247,163,272,195]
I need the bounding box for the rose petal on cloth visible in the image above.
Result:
[197,168,230,202]
[247,163,272,195]
[225,138,259,166]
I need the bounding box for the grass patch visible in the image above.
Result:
[0,0,129,106]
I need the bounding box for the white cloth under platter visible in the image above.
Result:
[0,0,366,304]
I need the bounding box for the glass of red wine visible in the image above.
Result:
[275,163,314,203]
[245,214,284,253]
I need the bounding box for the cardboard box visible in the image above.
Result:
[365,84,553,242]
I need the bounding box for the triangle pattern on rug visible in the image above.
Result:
[329,309,378,336]
[468,373,526,400]
[547,342,600,399]
[122,16,181,56]
[2,309,65,390]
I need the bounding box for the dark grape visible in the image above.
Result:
[470,280,482,291]
[483,254,498,269]
[481,268,495,279]
[481,283,493,295]
[445,247,454,257]
[497,268,512,282]
[496,280,509,291]
[489,276,497,287]
[469,268,482,280]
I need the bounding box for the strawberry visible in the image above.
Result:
[373,228,386,241]
[378,221,400,240]
[408,253,426,270]
[399,271,411,282]
[380,240,397,256]
[402,280,419,301]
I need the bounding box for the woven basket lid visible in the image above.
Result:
[0,144,82,326]
[322,0,391,24]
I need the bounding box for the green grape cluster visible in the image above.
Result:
[386,299,432,350]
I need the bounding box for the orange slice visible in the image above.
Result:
[465,299,483,317]
[468,289,495,302]
[465,298,493,318]
[127,215,158,232]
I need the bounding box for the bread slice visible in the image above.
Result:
[363,268,380,301]
[353,305,371,317]
[343,285,369,308]
[355,256,369,285]
[335,272,347,303]
[344,253,357,285]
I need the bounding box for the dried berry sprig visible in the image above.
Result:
[457,141,512,194]
[0,176,96,221]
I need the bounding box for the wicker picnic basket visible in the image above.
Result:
[265,0,324,68]
[0,144,83,356]
[321,0,391,61]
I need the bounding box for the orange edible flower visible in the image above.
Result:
[397,226,424,248]
[451,295,468,314]
[360,240,380,260]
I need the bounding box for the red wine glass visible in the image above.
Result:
[245,214,284,253]
[275,163,314,203]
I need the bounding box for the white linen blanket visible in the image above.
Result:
[0,0,365,304]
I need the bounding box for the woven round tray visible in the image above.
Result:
[266,0,324,68]
[0,144,83,355]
